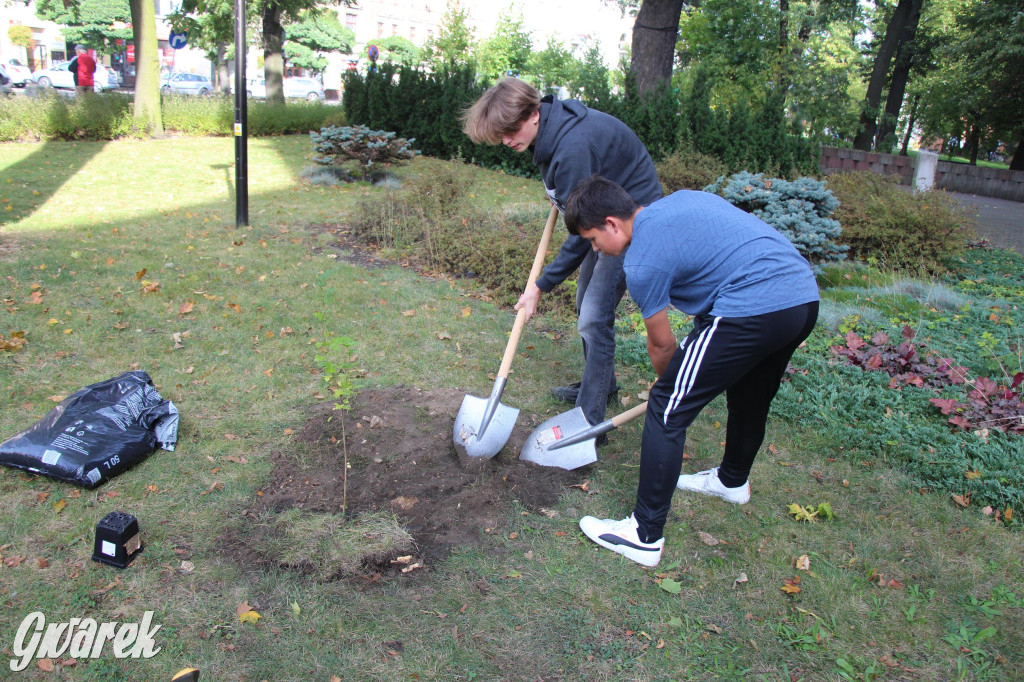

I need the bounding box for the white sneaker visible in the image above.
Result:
[578,513,664,567]
[676,467,750,504]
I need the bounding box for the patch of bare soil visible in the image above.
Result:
[234,386,584,580]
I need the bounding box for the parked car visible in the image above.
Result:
[233,76,324,101]
[160,72,213,96]
[0,58,32,87]
[284,77,324,101]
[30,61,119,92]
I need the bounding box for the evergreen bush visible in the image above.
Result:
[310,124,419,179]
[826,171,976,274]
[705,171,848,266]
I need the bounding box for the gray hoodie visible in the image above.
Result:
[531,96,662,292]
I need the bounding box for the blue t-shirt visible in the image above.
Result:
[625,191,820,319]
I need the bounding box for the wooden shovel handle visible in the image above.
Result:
[610,401,649,428]
[498,206,559,378]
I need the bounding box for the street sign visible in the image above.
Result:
[169,31,188,50]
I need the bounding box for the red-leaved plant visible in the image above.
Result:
[832,325,1024,435]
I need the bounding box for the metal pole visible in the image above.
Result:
[234,0,249,228]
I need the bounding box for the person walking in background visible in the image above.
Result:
[461,78,662,441]
[70,45,96,97]
[564,176,820,567]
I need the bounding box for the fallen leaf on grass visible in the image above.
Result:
[706,623,723,634]
[92,578,122,595]
[697,531,720,546]
[200,482,223,495]
[239,610,261,624]
[780,576,801,594]
[952,494,970,508]
[237,601,261,623]
[223,455,249,464]
[795,555,811,571]
[732,573,748,589]
[53,499,67,513]
[179,561,195,574]
[659,577,682,594]
[37,659,54,672]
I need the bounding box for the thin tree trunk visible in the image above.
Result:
[129,0,164,137]
[630,0,685,95]
[876,0,925,152]
[853,0,916,151]
[967,124,980,165]
[263,2,286,105]
[899,94,919,155]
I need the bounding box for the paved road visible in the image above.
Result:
[949,192,1023,254]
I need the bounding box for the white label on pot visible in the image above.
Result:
[101,541,117,556]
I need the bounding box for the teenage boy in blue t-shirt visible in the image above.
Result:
[564,176,820,567]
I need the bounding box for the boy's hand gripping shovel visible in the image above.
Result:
[520,401,649,470]
[453,206,558,459]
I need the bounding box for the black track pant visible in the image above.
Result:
[633,301,818,543]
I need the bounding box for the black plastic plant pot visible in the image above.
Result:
[91,511,143,569]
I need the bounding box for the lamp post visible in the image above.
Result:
[234,0,249,228]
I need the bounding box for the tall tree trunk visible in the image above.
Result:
[216,43,230,95]
[876,0,925,152]
[967,123,980,165]
[853,0,917,151]
[262,3,286,105]
[129,0,163,137]
[899,94,919,155]
[630,0,685,95]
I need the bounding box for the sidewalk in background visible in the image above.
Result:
[950,192,1023,254]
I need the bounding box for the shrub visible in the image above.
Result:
[826,172,976,274]
[705,171,848,267]
[0,90,133,141]
[311,124,419,180]
[345,163,576,316]
[0,92,343,141]
[656,145,728,193]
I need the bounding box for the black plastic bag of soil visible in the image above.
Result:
[0,370,179,488]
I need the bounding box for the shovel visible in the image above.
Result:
[520,401,649,470]
[453,206,559,459]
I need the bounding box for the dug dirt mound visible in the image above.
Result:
[244,386,585,577]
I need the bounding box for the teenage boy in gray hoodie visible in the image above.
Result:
[462,78,662,435]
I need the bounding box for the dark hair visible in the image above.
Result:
[565,175,641,235]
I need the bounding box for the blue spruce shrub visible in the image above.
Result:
[704,171,848,267]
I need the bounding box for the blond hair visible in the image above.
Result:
[461,78,542,145]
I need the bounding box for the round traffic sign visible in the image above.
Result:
[169,31,188,50]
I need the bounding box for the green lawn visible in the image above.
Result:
[1,136,1022,681]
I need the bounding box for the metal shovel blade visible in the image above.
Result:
[453,378,520,458]
[519,406,597,470]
